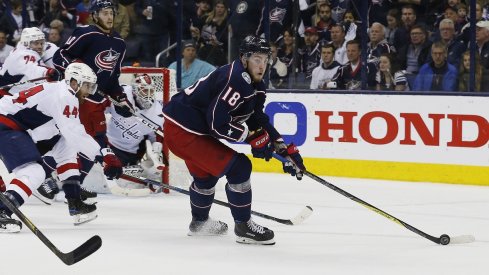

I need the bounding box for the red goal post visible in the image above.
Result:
[120,66,189,192]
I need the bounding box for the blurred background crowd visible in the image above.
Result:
[1,0,489,92]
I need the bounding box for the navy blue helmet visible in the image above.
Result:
[90,0,115,13]
[239,35,271,59]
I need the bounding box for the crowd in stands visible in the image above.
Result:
[1,0,489,92]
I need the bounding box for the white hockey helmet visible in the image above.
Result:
[133,74,155,109]
[64,63,98,95]
[19,27,45,55]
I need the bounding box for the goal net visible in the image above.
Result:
[120,67,192,191]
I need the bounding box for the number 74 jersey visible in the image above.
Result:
[0,81,101,160]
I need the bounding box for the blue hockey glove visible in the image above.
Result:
[275,141,305,180]
[246,128,273,161]
[113,94,134,118]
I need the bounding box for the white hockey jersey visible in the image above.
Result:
[0,81,100,161]
[0,46,49,94]
[107,85,164,154]
[42,42,59,68]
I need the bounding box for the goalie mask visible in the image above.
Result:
[64,63,98,95]
[19,27,45,56]
[133,74,155,110]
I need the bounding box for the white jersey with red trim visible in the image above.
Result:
[0,81,100,160]
[106,85,163,154]
[0,46,49,94]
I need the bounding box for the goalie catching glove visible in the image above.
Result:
[246,128,273,161]
[100,148,123,179]
[275,140,306,180]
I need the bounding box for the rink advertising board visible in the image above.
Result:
[228,92,489,186]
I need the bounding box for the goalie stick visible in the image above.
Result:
[273,153,475,245]
[0,192,102,265]
[120,173,313,226]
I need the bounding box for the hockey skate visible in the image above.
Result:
[0,210,22,233]
[32,177,59,205]
[188,217,228,236]
[67,198,98,225]
[80,186,97,204]
[234,219,275,245]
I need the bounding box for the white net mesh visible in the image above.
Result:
[120,67,192,189]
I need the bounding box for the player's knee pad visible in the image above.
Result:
[8,162,46,202]
[192,176,219,194]
[226,153,252,186]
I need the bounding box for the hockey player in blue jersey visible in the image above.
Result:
[163,35,306,245]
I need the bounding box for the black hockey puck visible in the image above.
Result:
[439,234,450,245]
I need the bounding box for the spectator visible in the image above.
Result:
[393,5,418,52]
[313,2,335,42]
[330,40,377,90]
[397,25,433,87]
[436,18,466,68]
[298,26,320,82]
[376,53,407,91]
[134,0,174,64]
[228,0,262,59]
[458,50,489,92]
[459,3,483,45]
[47,27,62,46]
[385,8,401,46]
[0,0,24,46]
[76,0,91,25]
[269,42,288,89]
[310,43,341,89]
[168,40,215,89]
[256,0,293,43]
[277,28,295,75]
[40,0,76,29]
[0,30,14,65]
[456,3,468,27]
[366,22,395,63]
[329,23,348,65]
[413,42,458,92]
[476,20,489,69]
[49,19,71,45]
[194,0,229,67]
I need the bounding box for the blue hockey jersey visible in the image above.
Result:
[53,25,126,98]
[163,59,281,143]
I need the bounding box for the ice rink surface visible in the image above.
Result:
[0,172,488,275]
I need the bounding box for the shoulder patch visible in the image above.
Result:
[242,72,251,84]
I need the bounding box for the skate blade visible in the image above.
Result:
[73,212,98,226]
[187,230,228,236]
[0,224,22,233]
[32,191,54,205]
[235,236,275,245]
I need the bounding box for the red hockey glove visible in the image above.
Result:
[275,141,306,180]
[0,176,6,192]
[112,94,134,118]
[46,68,62,82]
[245,128,273,161]
[101,148,123,179]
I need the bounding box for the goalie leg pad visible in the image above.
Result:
[189,176,219,221]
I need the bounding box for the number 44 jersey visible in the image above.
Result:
[0,81,101,161]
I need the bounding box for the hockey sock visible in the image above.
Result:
[78,154,95,184]
[225,154,252,223]
[189,176,218,221]
[62,177,81,199]
[41,156,57,177]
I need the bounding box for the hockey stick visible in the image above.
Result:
[273,153,475,245]
[0,76,49,90]
[0,192,102,265]
[120,174,313,226]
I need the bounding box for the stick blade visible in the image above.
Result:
[449,235,475,245]
[61,235,102,265]
[289,206,314,225]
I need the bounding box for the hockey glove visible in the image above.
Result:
[46,68,62,82]
[245,128,273,161]
[101,148,123,179]
[113,94,134,118]
[275,141,306,180]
